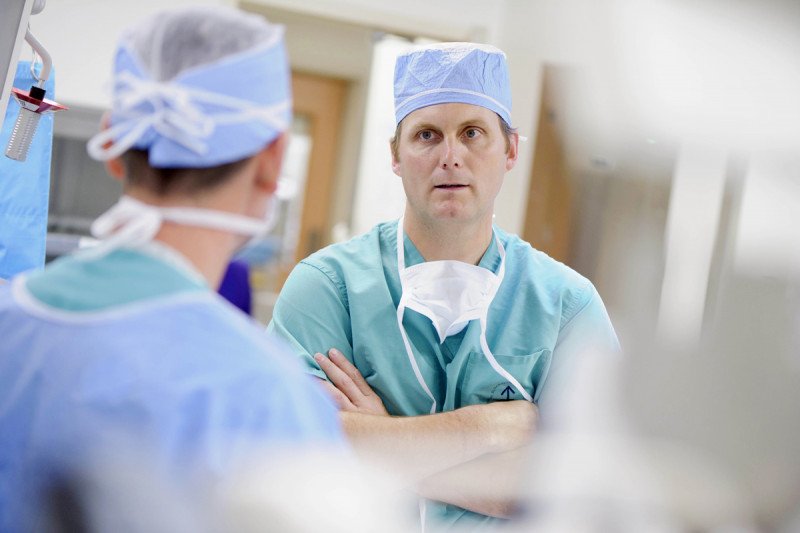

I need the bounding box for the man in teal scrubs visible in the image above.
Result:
[0,7,344,531]
[269,42,619,529]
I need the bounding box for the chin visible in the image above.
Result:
[431,204,496,226]
[430,210,473,224]
[429,200,465,217]
[431,206,463,218]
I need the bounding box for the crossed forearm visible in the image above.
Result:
[314,348,537,516]
[417,446,532,518]
[339,401,536,483]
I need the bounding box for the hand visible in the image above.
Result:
[314,349,389,416]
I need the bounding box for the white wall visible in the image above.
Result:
[31,0,231,110]
[246,0,505,42]
[350,36,411,235]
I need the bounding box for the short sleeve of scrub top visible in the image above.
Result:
[536,283,620,422]
[268,261,352,381]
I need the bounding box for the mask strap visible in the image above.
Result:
[158,205,268,235]
[479,315,533,402]
[419,498,428,533]
[485,231,506,301]
[396,217,406,270]
[88,195,270,257]
[396,300,438,415]
[477,233,531,401]
[396,217,437,414]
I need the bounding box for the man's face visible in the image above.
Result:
[391,103,518,227]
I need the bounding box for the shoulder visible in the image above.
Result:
[497,229,595,326]
[171,296,294,365]
[136,300,338,424]
[285,222,393,299]
[500,230,589,288]
[190,311,343,441]
[302,222,390,272]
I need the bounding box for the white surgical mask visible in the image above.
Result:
[88,195,277,257]
[401,253,500,344]
[395,218,532,414]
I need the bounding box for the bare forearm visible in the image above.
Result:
[416,447,532,518]
[340,409,490,481]
[340,401,537,484]
[313,350,538,496]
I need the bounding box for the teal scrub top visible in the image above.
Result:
[25,242,208,310]
[268,221,619,527]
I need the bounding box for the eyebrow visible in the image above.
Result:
[407,122,440,132]
[407,118,492,132]
[458,118,492,129]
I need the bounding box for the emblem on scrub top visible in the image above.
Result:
[490,383,517,401]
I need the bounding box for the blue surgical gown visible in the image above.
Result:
[268,221,620,529]
[0,244,344,531]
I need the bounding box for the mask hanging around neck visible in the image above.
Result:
[393,218,532,414]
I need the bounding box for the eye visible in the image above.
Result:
[464,128,481,139]
[418,130,435,141]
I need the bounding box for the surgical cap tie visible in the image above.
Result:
[87,71,290,162]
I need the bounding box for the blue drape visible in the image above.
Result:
[0,61,55,280]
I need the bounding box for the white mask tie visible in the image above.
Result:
[87,195,275,258]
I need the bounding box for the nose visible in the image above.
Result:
[440,139,461,169]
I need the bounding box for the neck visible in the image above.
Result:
[126,188,246,290]
[403,213,493,264]
[153,225,241,290]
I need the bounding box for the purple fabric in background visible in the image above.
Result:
[218,260,252,315]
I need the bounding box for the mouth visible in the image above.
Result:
[434,183,468,190]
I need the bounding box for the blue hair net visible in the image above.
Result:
[87,6,291,168]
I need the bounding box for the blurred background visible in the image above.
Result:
[15,0,800,530]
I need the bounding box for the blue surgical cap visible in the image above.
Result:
[393,42,513,126]
[87,6,291,168]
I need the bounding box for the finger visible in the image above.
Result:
[328,349,374,397]
[319,379,355,411]
[314,352,363,401]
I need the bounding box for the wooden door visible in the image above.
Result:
[522,66,573,263]
[290,71,347,264]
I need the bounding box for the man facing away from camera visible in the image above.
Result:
[0,6,346,531]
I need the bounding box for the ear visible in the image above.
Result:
[505,132,519,172]
[104,156,126,181]
[390,140,401,177]
[254,131,288,194]
[99,112,126,181]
